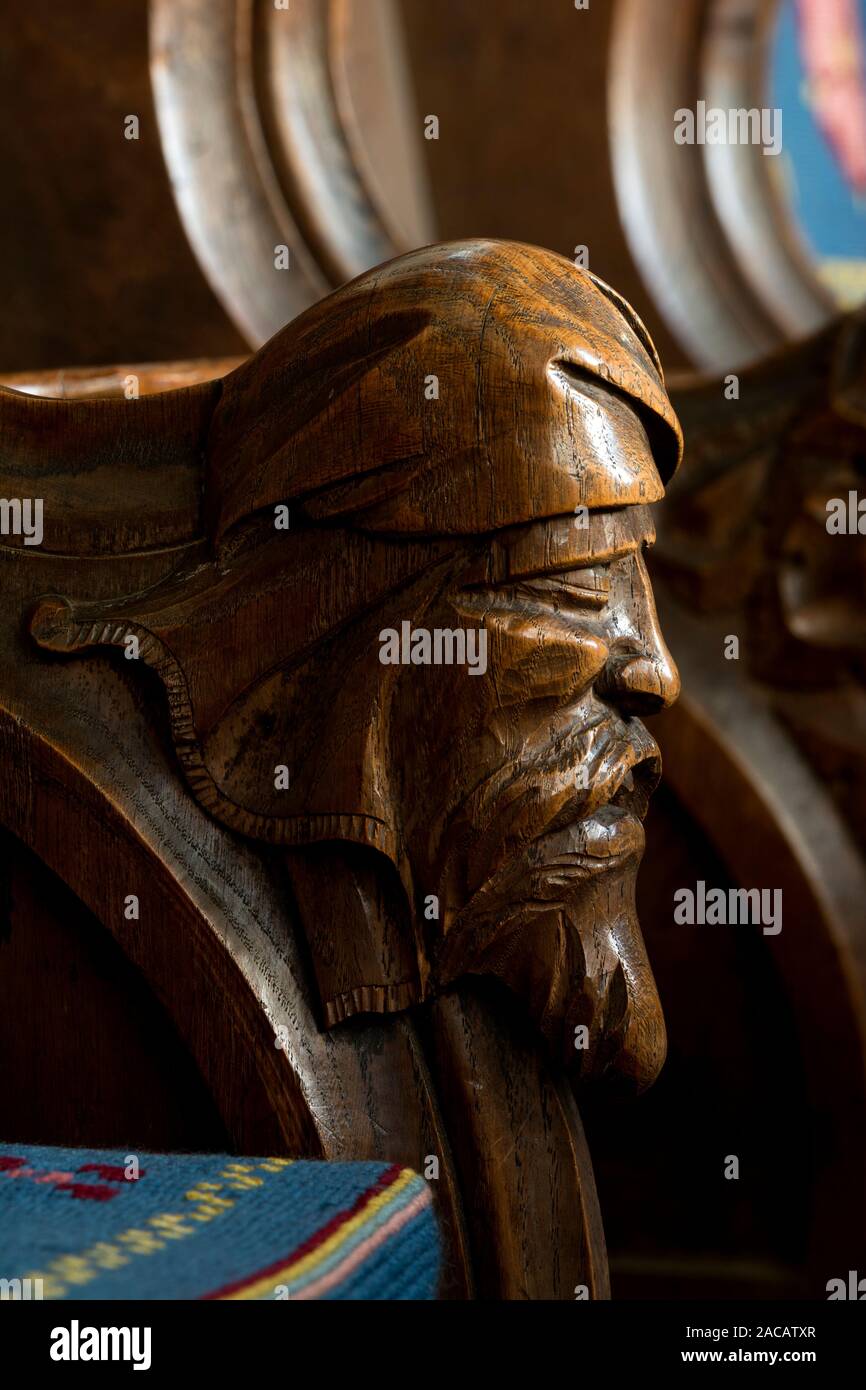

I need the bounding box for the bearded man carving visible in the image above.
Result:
[31,239,682,1096]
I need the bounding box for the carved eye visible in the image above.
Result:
[516,566,611,611]
[458,559,620,619]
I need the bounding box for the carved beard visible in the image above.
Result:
[431,710,667,1090]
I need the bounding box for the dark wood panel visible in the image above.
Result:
[398,0,689,370]
[0,0,246,370]
[586,783,811,1299]
[0,826,231,1151]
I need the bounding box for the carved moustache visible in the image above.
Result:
[444,713,662,905]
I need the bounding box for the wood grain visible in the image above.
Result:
[4,238,684,1296]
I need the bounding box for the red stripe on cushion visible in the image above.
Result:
[201,1164,404,1300]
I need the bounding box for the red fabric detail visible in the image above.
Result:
[55,1181,120,1202]
[200,1163,404,1300]
[78,1164,145,1182]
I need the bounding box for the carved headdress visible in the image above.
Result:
[33,240,681,1050]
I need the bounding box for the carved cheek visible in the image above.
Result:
[481,609,610,707]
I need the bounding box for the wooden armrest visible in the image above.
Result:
[0,238,686,1298]
[0,359,247,401]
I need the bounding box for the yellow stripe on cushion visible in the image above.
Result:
[221,1168,419,1301]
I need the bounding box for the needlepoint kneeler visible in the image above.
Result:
[0,1144,440,1300]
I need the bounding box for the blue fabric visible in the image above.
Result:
[0,1143,440,1300]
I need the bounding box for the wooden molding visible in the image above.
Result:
[4,238,685,1296]
[610,0,836,369]
[149,0,434,346]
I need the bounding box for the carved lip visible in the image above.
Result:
[536,732,660,868]
[584,740,659,861]
[556,720,660,819]
[577,803,645,862]
[531,805,643,874]
[605,747,658,820]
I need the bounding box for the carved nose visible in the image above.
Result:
[604,648,680,716]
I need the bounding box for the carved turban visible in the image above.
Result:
[32,239,682,1033]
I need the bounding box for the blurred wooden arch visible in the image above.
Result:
[610,0,838,370]
[150,0,435,346]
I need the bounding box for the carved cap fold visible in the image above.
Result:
[206,239,683,543]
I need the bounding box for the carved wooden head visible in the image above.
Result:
[32,240,682,1092]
